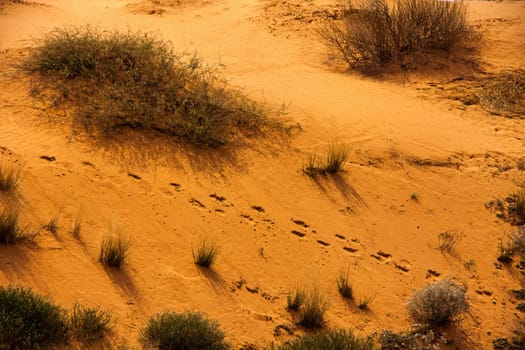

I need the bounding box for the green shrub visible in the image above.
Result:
[320,0,470,70]
[0,162,19,191]
[407,279,468,326]
[99,233,130,268]
[0,286,68,349]
[303,144,348,176]
[140,311,230,350]
[193,237,218,267]
[24,27,284,147]
[298,289,329,329]
[276,329,374,350]
[0,207,22,244]
[69,303,113,345]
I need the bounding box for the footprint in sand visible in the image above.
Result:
[316,240,330,247]
[291,230,306,237]
[252,205,265,213]
[128,173,142,180]
[40,155,56,162]
[189,198,206,209]
[169,182,183,192]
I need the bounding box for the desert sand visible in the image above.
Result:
[0,0,524,348]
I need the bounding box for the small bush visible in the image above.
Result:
[287,287,306,311]
[303,144,348,176]
[276,329,374,350]
[479,69,525,118]
[0,207,22,244]
[99,233,130,268]
[193,237,218,267]
[320,0,471,70]
[437,230,461,254]
[407,279,468,326]
[69,303,113,345]
[140,311,230,350]
[0,286,69,349]
[24,27,284,147]
[0,162,19,191]
[337,270,352,299]
[298,289,329,329]
[510,189,525,225]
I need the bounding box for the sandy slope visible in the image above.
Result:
[0,0,524,348]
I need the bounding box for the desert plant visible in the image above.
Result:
[72,215,82,239]
[478,69,525,118]
[320,0,470,70]
[437,230,462,254]
[357,294,375,310]
[0,286,69,349]
[303,144,348,176]
[193,237,218,267]
[407,279,468,326]
[287,287,306,311]
[298,288,329,329]
[337,270,353,299]
[0,161,20,191]
[140,311,230,350]
[510,189,525,224]
[0,206,22,244]
[275,328,374,350]
[24,27,284,147]
[69,303,113,345]
[99,232,130,268]
[44,215,59,234]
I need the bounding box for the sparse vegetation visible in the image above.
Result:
[303,144,348,176]
[478,69,525,118]
[410,193,419,202]
[0,286,69,349]
[99,232,130,268]
[69,303,114,345]
[24,27,285,147]
[320,0,472,71]
[497,227,525,263]
[407,279,468,326]
[357,294,375,310]
[437,230,462,255]
[298,288,329,329]
[72,214,82,239]
[193,237,218,267]
[44,215,59,234]
[510,189,525,225]
[0,161,19,192]
[0,206,22,244]
[287,287,306,311]
[275,329,375,350]
[336,269,353,299]
[140,311,230,350]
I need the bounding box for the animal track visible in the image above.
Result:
[291,230,306,237]
[128,173,142,180]
[291,218,309,228]
[251,205,265,213]
[316,240,330,247]
[210,193,226,202]
[343,246,358,253]
[189,198,206,208]
[40,155,56,162]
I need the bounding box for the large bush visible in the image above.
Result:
[25,27,283,147]
[140,311,230,350]
[320,0,470,70]
[407,279,468,326]
[0,286,69,349]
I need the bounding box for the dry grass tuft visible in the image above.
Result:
[478,69,525,118]
[99,232,130,268]
[303,143,348,176]
[193,237,218,267]
[0,162,20,192]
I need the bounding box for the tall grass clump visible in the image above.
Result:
[287,287,306,311]
[0,161,20,192]
[99,233,130,268]
[0,286,69,349]
[298,289,329,329]
[69,303,114,345]
[275,329,375,350]
[337,269,353,299]
[24,27,284,147]
[193,237,218,267]
[320,0,471,70]
[407,279,468,326]
[0,207,22,244]
[303,144,348,176]
[140,311,230,350]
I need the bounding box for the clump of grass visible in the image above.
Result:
[0,286,69,349]
[44,215,59,234]
[336,269,352,299]
[298,288,329,329]
[72,215,82,239]
[303,144,348,176]
[437,230,462,254]
[99,232,130,268]
[320,0,472,71]
[509,189,525,225]
[407,279,468,326]
[0,207,22,244]
[357,294,375,310]
[497,227,525,263]
[478,69,525,118]
[287,287,306,311]
[0,161,20,192]
[69,303,113,345]
[140,311,230,350]
[24,26,285,147]
[275,329,375,350]
[193,237,218,267]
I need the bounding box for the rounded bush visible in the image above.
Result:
[407,279,468,326]
[0,286,68,349]
[140,311,230,350]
